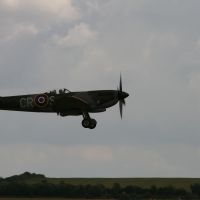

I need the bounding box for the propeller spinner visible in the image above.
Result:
[118,74,129,118]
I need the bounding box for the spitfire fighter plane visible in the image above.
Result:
[0,76,129,129]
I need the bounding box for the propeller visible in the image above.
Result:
[117,74,129,118]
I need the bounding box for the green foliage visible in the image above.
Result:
[0,172,198,198]
[124,185,134,193]
[5,172,45,182]
[88,184,103,197]
[190,183,200,196]
[150,185,157,195]
[75,184,85,197]
[119,192,131,200]
[112,183,121,198]
[0,179,191,198]
[21,176,200,192]
[60,179,199,194]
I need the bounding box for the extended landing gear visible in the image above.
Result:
[82,111,97,129]
[82,119,96,129]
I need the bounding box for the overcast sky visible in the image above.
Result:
[1,0,200,178]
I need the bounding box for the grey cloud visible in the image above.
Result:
[1,143,199,178]
[52,23,98,47]
[0,0,81,24]
[1,0,200,177]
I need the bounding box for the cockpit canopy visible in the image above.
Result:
[46,88,70,94]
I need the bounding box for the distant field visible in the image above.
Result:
[23,177,200,192]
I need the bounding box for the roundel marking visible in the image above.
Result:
[34,94,49,108]
[38,97,45,103]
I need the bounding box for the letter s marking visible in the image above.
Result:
[50,96,55,105]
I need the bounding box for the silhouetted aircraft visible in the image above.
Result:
[0,75,129,129]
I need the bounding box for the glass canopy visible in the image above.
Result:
[47,88,70,94]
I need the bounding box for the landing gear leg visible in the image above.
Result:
[81,111,97,129]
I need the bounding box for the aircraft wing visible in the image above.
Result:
[52,95,96,111]
[53,96,87,109]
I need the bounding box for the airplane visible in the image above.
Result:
[0,75,129,129]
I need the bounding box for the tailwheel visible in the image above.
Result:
[82,119,90,128]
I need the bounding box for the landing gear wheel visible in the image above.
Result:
[82,119,90,128]
[89,119,97,129]
[89,124,96,129]
[81,111,97,129]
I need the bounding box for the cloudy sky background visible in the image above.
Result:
[1,0,200,178]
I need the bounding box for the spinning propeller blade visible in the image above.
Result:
[117,74,129,118]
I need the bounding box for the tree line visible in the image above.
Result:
[1,180,200,198]
[0,172,200,199]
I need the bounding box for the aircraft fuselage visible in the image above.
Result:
[0,90,119,114]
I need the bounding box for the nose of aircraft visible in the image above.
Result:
[118,91,129,100]
[122,91,129,99]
